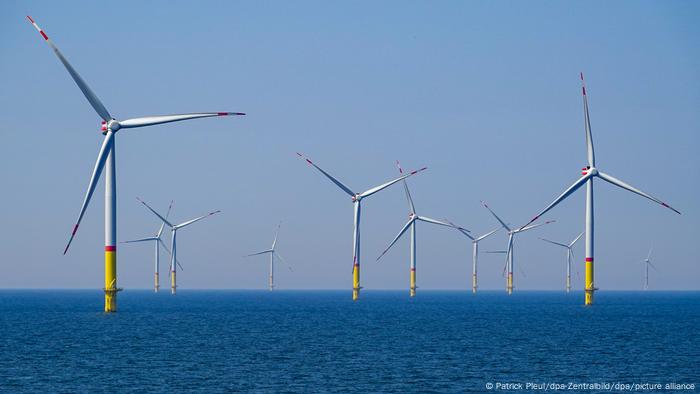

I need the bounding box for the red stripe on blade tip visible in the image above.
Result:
[27,15,35,23]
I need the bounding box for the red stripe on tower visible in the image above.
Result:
[105,246,116,252]
[585,258,593,262]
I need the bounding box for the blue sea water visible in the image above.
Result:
[0,290,698,393]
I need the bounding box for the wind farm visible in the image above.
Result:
[3,3,697,392]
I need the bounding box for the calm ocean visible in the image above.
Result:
[0,290,698,392]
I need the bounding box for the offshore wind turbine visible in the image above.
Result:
[519,74,680,305]
[137,198,220,294]
[445,219,500,294]
[28,16,244,312]
[481,201,554,294]
[121,201,175,292]
[297,153,426,300]
[245,223,291,291]
[638,247,657,291]
[376,161,468,297]
[540,232,583,293]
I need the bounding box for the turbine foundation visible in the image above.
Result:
[585,258,594,305]
[171,271,177,295]
[409,268,416,297]
[104,248,118,312]
[507,272,513,295]
[352,264,360,301]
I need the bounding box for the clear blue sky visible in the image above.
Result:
[1,1,698,290]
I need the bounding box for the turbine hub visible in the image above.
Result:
[581,166,597,176]
[352,194,361,202]
[101,119,121,134]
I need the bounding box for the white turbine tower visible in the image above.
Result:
[297,153,426,300]
[376,161,468,297]
[121,201,175,292]
[245,223,291,291]
[639,247,657,291]
[444,219,500,294]
[136,198,220,294]
[539,232,583,293]
[481,201,554,294]
[28,16,244,312]
[519,74,680,305]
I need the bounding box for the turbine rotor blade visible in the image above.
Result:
[581,72,596,167]
[63,131,115,254]
[157,201,174,238]
[519,220,555,233]
[119,112,245,128]
[272,222,282,250]
[597,171,680,214]
[245,250,273,257]
[27,16,112,121]
[480,201,511,232]
[136,197,174,228]
[175,210,221,229]
[274,252,293,272]
[396,160,416,214]
[296,153,355,197]
[569,232,584,248]
[121,237,158,244]
[476,227,501,242]
[377,218,415,261]
[444,219,474,239]
[360,167,427,199]
[539,238,569,248]
[417,216,469,232]
[519,173,591,231]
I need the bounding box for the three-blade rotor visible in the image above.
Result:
[27,16,243,254]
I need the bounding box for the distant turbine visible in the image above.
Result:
[539,232,583,293]
[519,74,680,305]
[245,222,291,291]
[639,247,657,291]
[482,201,554,294]
[121,201,176,292]
[28,16,244,312]
[445,219,500,294]
[137,198,220,294]
[297,153,426,300]
[376,161,468,297]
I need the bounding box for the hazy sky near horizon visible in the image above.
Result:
[1,1,698,291]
